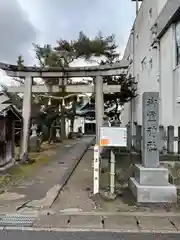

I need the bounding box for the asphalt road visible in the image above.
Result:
[0,230,179,240]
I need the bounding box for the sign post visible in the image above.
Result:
[93,144,100,194]
[92,127,127,196]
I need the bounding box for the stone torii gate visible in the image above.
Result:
[0,61,128,159]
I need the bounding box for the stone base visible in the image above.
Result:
[129,177,177,203]
[0,159,15,171]
[134,164,169,186]
[29,135,40,152]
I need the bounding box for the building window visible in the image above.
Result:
[137,74,139,82]
[175,21,180,66]
[141,57,147,71]
[149,8,152,18]
[149,58,153,69]
[136,34,139,44]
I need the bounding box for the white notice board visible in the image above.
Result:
[100,127,127,147]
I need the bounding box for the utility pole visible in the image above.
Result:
[132,0,141,16]
[130,0,141,149]
[136,0,139,16]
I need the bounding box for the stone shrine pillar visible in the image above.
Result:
[129,92,177,203]
[142,92,159,167]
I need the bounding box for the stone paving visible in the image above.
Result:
[1,230,180,240]
[1,136,180,232]
[97,152,180,213]
[52,148,96,212]
[34,212,180,232]
[0,136,94,213]
[33,146,180,232]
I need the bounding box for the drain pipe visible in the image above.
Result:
[130,28,135,148]
[136,0,139,16]
[157,40,162,124]
[154,39,161,123]
[130,0,139,148]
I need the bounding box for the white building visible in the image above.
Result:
[122,0,180,127]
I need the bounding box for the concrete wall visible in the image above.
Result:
[134,0,159,125]
[122,0,180,127]
[157,0,168,14]
[122,0,160,125]
[173,65,180,125]
[121,32,133,127]
[160,25,175,126]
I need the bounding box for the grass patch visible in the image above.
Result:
[0,155,49,192]
[0,138,77,192]
[0,141,62,192]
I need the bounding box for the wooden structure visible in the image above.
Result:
[0,104,22,170]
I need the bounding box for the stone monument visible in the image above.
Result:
[129,92,177,203]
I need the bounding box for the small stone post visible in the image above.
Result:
[178,126,180,154]
[159,125,166,154]
[174,126,178,154]
[126,123,132,151]
[136,125,142,153]
[167,126,174,154]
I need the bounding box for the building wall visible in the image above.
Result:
[122,0,160,125]
[173,65,180,125]
[121,32,133,127]
[122,0,180,127]
[160,25,175,126]
[157,0,168,14]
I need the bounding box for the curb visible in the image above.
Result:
[50,137,95,206]
[55,211,180,217]
[2,226,180,234]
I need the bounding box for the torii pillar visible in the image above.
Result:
[20,76,32,161]
[95,76,104,145]
[93,75,104,195]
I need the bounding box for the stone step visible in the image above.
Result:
[129,177,177,203]
[134,164,169,186]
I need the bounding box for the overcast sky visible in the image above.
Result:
[0,0,137,67]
